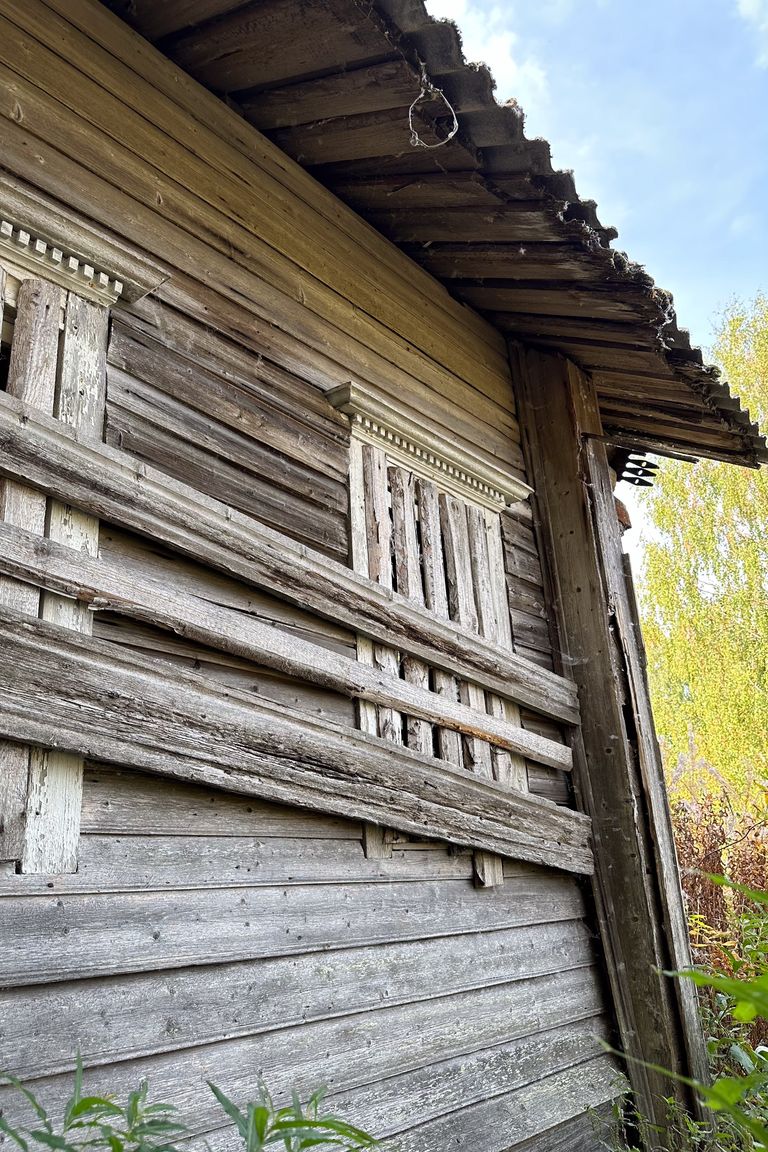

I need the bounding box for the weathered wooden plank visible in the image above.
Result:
[415,478,462,765]
[107,363,347,510]
[91,613,356,727]
[0,393,580,723]
[467,504,528,789]
[80,765,363,838]
[0,278,59,611]
[587,442,708,1087]
[242,60,421,129]
[99,526,354,654]
[0,107,523,484]
[22,295,108,875]
[512,344,701,1129]
[361,444,402,744]
[167,0,390,96]
[0,5,516,416]
[0,833,479,895]
[0,608,592,872]
[0,870,588,984]
[105,384,348,560]
[0,518,579,762]
[108,321,348,481]
[0,919,598,1077]
[389,465,431,754]
[0,977,606,1124]
[439,492,493,779]
[374,1057,620,1152]
[193,1045,616,1152]
[0,278,60,864]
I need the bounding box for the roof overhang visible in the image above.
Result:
[106,0,767,467]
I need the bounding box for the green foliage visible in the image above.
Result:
[639,293,768,798]
[0,1063,376,1152]
[0,1057,188,1152]
[206,1083,376,1151]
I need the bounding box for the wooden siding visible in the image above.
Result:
[0,2,622,1146]
[0,766,619,1151]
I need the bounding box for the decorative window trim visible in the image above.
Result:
[0,174,169,307]
[0,220,125,308]
[329,381,532,513]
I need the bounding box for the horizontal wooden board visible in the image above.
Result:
[240,60,422,128]
[113,300,351,442]
[107,320,349,481]
[104,380,348,559]
[0,919,596,1076]
[374,1056,620,1151]
[80,765,363,838]
[0,606,591,870]
[0,976,607,1129]
[0,521,572,769]
[98,526,355,655]
[91,614,356,726]
[0,873,587,984]
[0,393,580,723]
[194,1036,616,1151]
[167,0,391,93]
[0,833,479,894]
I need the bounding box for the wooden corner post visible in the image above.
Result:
[511,345,708,1133]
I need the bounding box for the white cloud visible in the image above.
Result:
[736,0,768,66]
[424,0,549,114]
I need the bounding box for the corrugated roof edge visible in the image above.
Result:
[375,0,768,465]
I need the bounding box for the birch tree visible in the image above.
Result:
[640,295,768,798]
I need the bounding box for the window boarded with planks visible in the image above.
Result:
[0,764,620,1151]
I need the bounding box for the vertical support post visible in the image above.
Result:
[512,343,707,1130]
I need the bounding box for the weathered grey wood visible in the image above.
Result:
[513,344,702,1130]
[375,1056,619,1152]
[0,869,587,984]
[108,318,349,480]
[0,278,60,864]
[0,919,597,1078]
[485,508,530,788]
[0,523,570,765]
[0,608,592,871]
[0,973,605,1125]
[0,833,480,894]
[415,478,462,765]
[22,295,108,875]
[80,765,363,838]
[467,504,527,789]
[105,392,348,560]
[362,444,402,744]
[389,465,431,754]
[472,850,504,888]
[439,492,493,778]
[0,392,580,723]
[362,824,394,860]
[98,524,355,654]
[0,6,520,455]
[91,613,355,727]
[587,441,709,1088]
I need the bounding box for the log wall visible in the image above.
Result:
[0,0,623,1146]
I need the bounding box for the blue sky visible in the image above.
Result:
[424,0,768,355]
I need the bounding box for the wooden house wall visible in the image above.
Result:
[0,1,621,1147]
[0,765,618,1151]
